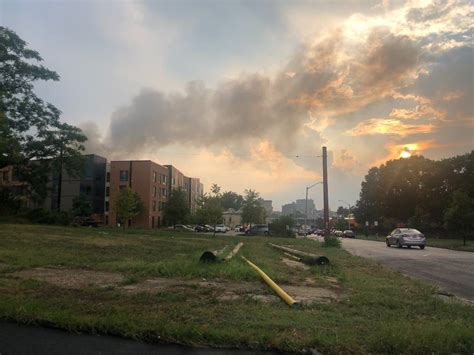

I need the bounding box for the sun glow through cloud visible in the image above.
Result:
[400,150,412,158]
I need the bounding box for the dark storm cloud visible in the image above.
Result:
[358,29,421,89]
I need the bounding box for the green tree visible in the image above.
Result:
[354,152,473,231]
[241,189,266,226]
[193,183,223,235]
[0,27,87,204]
[220,191,244,210]
[334,217,348,231]
[269,215,295,238]
[444,190,474,246]
[113,187,144,228]
[71,194,92,217]
[336,206,349,217]
[163,187,190,226]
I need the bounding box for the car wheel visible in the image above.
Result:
[420,245,425,250]
[407,245,411,249]
[397,240,402,248]
[386,240,390,247]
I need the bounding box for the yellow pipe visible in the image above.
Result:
[241,256,298,307]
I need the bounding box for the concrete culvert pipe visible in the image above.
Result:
[269,243,330,265]
[199,251,218,263]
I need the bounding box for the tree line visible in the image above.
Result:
[162,184,267,228]
[353,152,474,241]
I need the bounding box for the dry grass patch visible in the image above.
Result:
[121,276,341,304]
[12,268,124,289]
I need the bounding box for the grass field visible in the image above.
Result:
[0,224,473,353]
[355,234,474,252]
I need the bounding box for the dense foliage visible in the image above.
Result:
[193,185,224,230]
[354,152,473,239]
[113,187,144,227]
[0,27,87,203]
[163,188,190,226]
[220,191,244,210]
[241,189,266,226]
[269,215,295,237]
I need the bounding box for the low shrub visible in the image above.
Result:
[269,215,296,238]
[22,208,71,225]
[322,235,341,248]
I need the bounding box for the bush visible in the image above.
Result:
[322,235,341,248]
[22,208,71,225]
[269,215,296,238]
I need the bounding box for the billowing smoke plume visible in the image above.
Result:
[82,0,472,171]
[88,27,420,160]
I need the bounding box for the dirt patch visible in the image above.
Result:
[122,278,267,294]
[281,257,309,270]
[10,267,342,304]
[283,285,339,304]
[12,268,124,289]
[122,277,340,304]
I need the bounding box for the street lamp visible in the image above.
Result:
[305,182,323,233]
[295,147,330,231]
[338,199,352,229]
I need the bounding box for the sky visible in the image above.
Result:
[2,0,473,210]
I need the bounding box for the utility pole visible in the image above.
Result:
[322,146,329,231]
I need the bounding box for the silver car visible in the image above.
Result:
[386,228,426,249]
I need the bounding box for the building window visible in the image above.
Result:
[106,172,110,182]
[105,201,109,212]
[153,186,157,198]
[152,200,156,211]
[153,171,157,183]
[162,188,167,197]
[119,170,128,181]
[106,187,110,197]
[172,177,175,186]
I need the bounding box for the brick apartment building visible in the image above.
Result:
[184,176,204,213]
[165,164,203,214]
[164,164,185,194]
[107,160,168,228]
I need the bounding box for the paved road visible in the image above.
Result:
[0,322,274,355]
[341,238,474,302]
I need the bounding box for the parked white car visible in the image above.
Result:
[214,224,227,233]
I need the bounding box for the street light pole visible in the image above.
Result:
[338,199,352,229]
[305,181,323,234]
